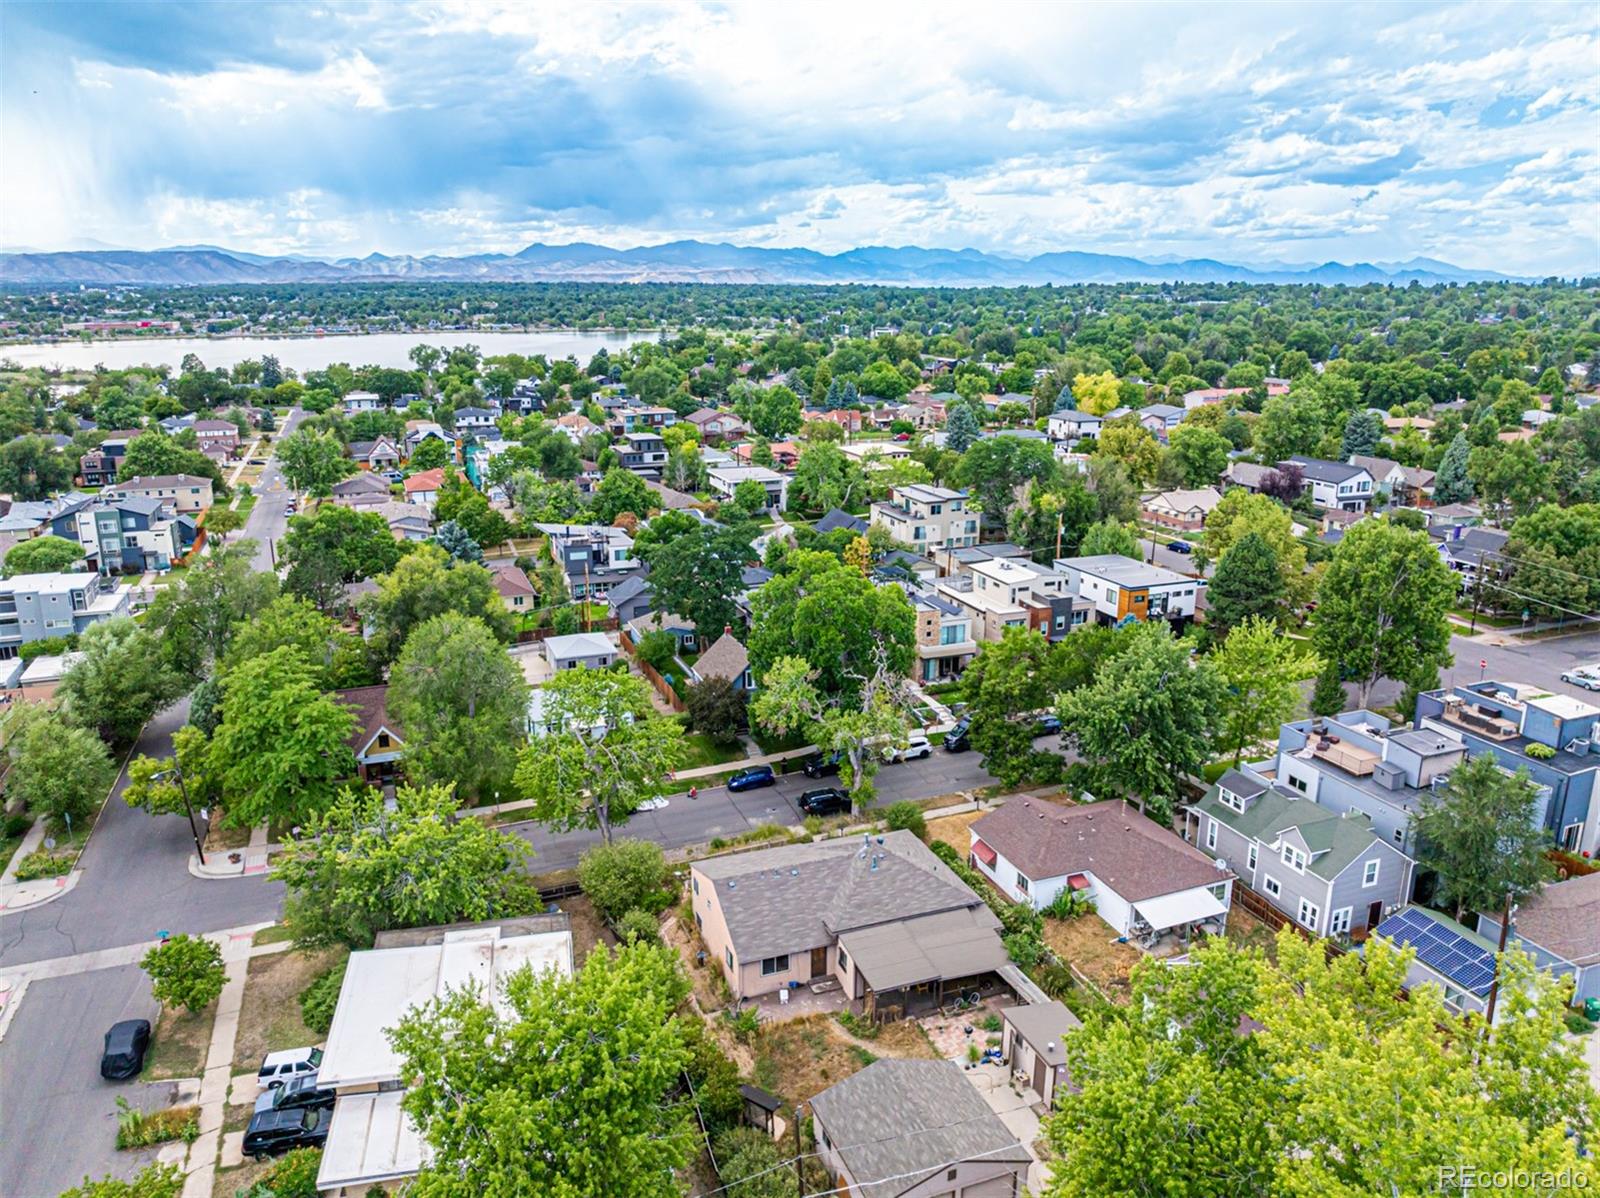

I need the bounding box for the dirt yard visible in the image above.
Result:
[142,1003,214,1081]
[1041,915,1142,1006]
[233,945,347,1071]
[555,893,616,964]
[925,809,987,855]
[1225,906,1281,960]
[748,1013,937,1112]
[663,902,729,1014]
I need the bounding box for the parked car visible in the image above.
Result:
[892,733,933,762]
[253,1073,335,1115]
[637,795,669,811]
[1562,667,1600,691]
[243,1106,332,1161]
[893,432,912,442]
[248,457,268,466]
[727,765,776,792]
[100,1019,151,1080]
[257,1046,323,1090]
[944,717,972,753]
[1032,714,1063,738]
[802,750,843,778]
[1168,540,1192,554]
[380,470,404,483]
[797,787,850,816]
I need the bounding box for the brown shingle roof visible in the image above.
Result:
[694,630,749,682]
[970,797,1232,901]
[335,685,403,754]
[1500,872,1600,967]
[491,563,535,598]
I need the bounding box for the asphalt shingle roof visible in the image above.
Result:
[1193,784,1385,883]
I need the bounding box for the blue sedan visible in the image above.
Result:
[726,765,776,792]
[1169,540,1193,554]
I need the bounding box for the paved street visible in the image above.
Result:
[242,405,305,572]
[1366,629,1600,712]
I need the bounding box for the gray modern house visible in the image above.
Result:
[0,571,132,658]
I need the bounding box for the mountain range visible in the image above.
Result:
[0,241,1527,287]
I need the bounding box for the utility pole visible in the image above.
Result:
[794,1100,804,1198]
[1055,514,1063,561]
[583,558,592,632]
[1483,889,1514,1026]
[156,767,206,866]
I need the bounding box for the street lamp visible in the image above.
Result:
[152,766,206,866]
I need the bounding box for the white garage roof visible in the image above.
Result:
[316,1090,426,1191]
[1135,887,1227,931]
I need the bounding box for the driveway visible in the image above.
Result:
[964,1061,1047,1194]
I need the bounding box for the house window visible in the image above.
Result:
[1220,789,1244,813]
[1247,844,1257,871]
[760,954,790,976]
[1208,883,1228,904]
[837,946,849,972]
[1362,860,1380,888]
[1330,908,1352,935]
[725,948,733,970]
[1297,899,1320,932]
[1015,873,1030,894]
[692,877,698,896]
[1288,774,1307,793]
[1281,845,1307,873]
[1205,820,1217,851]
[1264,876,1281,897]
[1392,827,1405,846]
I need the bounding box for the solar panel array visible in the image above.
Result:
[1374,908,1497,996]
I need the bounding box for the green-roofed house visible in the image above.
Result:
[1186,767,1415,940]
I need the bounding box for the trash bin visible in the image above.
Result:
[1584,997,1600,1022]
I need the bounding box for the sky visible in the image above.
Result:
[2,1,1597,274]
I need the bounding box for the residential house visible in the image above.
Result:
[732,440,800,468]
[1141,487,1223,531]
[371,501,434,541]
[64,495,197,574]
[491,563,536,614]
[1477,872,1600,1004]
[453,406,499,436]
[109,474,213,514]
[685,408,746,441]
[1286,456,1373,511]
[1436,526,1510,591]
[605,574,655,624]
[403,467,447,506]
[1188,769,1414,937]
[1416,681,1600,854]
[1053,554,1198,629]
[944,543,1033,576]
[315,917,573,1194]
[609,405,676,435]
[1384,415,1436,434]
[1136,402,1187,439]
[688,830,1013,1018]
[807,408,865,435]
[687,627,753,691]
[935,557,1084,644]
[626,610,698,655]
[335,684,405,787]
[542,631,618,671]
[969,797,1234,947]
[869,485,978,558]
[191,420,239,459]
[78,429,143,487]
[618,431,668,477]
[1001,1000,1081,1108]
[841,440,912,465]
[1368,906,1501,1020]
[1046,410,1102,446]
[708,465,789,512]
[0,571,132,658]
[535,522,641,599]
[554,412,598,442]
[809,1060,1032,1198]
[347,437,401,471]
[902,585,978,682]
[403,421,455,460]
[330,472,395,508]
[341,389,383,415]
[813,508,869,536]
[1223,460,1276,493]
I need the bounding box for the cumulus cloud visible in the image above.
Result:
[1,0,1596,273]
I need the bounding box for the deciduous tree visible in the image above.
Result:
[2,534,84,577]
[4,705,116,826]
[1210,617,1319,764]
[1414,754,1554,922]
[141,933,226,1013]
[282,503,404,612]
[360,544,512,663]
[58,617,186,746]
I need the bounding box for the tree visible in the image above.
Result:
[731,477,768,517]
[389,613,529,802]
[1211,617,1319,765]
[1414,754,1554,922]
[589,467,654,524]
[956,436,1058,527]
[789,443,864,514]
[744,384,802,439]
[1165,423,1232,487]
[208,646,356,829]
[57,617,186,746]
[202,505,244,543]
[389,943,693,1198]
[59,1164,184,1198]
[1309,664,1348,716]
[225,593,367,687]
[639,523,753,642]
[684,676,748,747]
[258,354,283,388]
[272,783,532,949]
[1433,429,1475,504]
[432,519,483,564]
[1205,532,1285,639]
[1203,489,1311,608]
[748,549,915,705]
[962,627,1063,787]
[141,933,226,1013]
[1077,519,1139,559]
[4,706,116,826]
[1072,371,1122,417]
[1254,393,1324,464]
[515,669,683,844]
[361,544,512,662]
[282,503,403,612]
[1340,410,1383,459]
[1056,622,1225,822]
[1093,420,1161,484]
[1258,463,1304,504]
[1311,520,1455,709]
[276,428,354,496]
[944,403,981,452]
[2,534,83,577]
[408,437,449,471]
[124,724,216,819]
[577,839,668,925]
[435,480,513,550]
[0,434,76,500]
[118,430,224,493]
[143,540,278,675]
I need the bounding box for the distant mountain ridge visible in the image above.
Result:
[0,240,1530,287]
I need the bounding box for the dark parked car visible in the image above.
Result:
[727,765,776,792]
[944,717,972,753]
[802,750,843,778]
[1169,540,1193,554]
[253,1073,335,1116]
[100,1019,151,1080]
[243,1107,331,1161]
[1032,714,1063,738]
[797,787,850,816]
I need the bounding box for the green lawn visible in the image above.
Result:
[233,492,259,516]
[677,733,745,771]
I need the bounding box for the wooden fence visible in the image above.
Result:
[511,616,620,645]
[619,627,686,711]
[1230,879,1349,960]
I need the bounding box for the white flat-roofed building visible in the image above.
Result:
[1054,553,1199,628]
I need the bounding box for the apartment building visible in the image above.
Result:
[868,484,978,558]
[0,571,133,658]
[108,474,214,514]
[1053,554,1198,628]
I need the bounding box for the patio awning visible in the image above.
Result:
[971,839,997,867]
[1067,874,1090,890]
[1135,887,1227,932]
[839,907,1009,993]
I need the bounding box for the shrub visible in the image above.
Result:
[299,959,348,1035]
[1526,742,1556,760]
[1565,1010,1597,1036]
[141,933,226,1013]
[1043,888,1097,920]
[616,908,660,945]
[1034,961,1076,1000]
[114,1099,200,1149]
[682,1019,743,1133]
[1003,928,1045,969]
[551,605,581,635]
[722,1006,761,1042]
[635,629,679,674]
[60,1163,183,1198]
[835,1010,879,1040]
[713,1128,788,1198]
[2,811,30,838]
[685,677,749,747]
[979,1013,1003,1033]
[246,1148,323,1197]
[882,801,926,841]
[13,849,74,881]
[577,838,669,924]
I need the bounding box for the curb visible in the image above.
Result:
[0,868,80,914]
[186,853,271,881]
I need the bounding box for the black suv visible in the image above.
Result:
[797,787,850,816]
[100,1019,151,1080]
[243,1106,331,1161]
[802,750,843,778]
[253,1073,335,1116]
[944,717,972,753]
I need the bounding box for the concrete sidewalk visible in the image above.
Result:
[0,818,82,914]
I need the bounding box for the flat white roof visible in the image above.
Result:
[541,631,616,660]
[317,1090,426,1191]
[318,925,572,1089]
[20,651,85,684]
[708,465,785,482]
[1523,689,1600,722]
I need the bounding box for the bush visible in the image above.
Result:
[2,811,31,838]
[1564,1010,1597,1036]
[882,801,926,841]
[1526,742,1556,760]
[299,959,348,1036]
[685,677,748,747]
[635,629,680,674]
[551,605,581,635]
[60,1162,183,1198]
[713,1128,789,1198]
[577,838,669,925]
[979,1013,1003,1033]
[141,933,226,1013]
[114,1099,200,1149]
[12,849,73,881]
[835,1010,879,1040]
[1034,961,1077,1000]
[682,1018,743,1133]
[245,1148,323,1197]
[616,908,660,945]
[722,1006,761,1042]
[1043,887,1096,920]
[1003,928,1045,969]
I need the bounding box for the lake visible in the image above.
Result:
[0,328,663,374]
